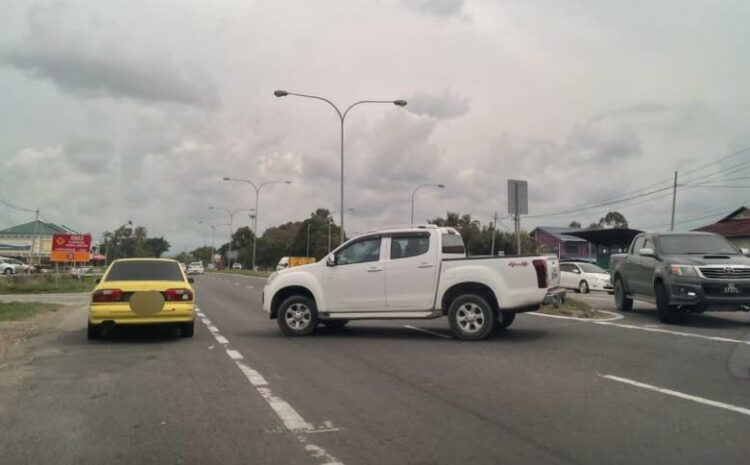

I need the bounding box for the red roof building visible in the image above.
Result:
[694,207,750,249]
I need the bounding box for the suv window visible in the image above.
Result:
[105,261,184,281]
[390,234,429,260]
[335,237,381,265]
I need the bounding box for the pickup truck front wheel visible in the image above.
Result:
[655,283,686,324]
[448,295,496,341]
[614,278,633,312]
[277,296,318,336]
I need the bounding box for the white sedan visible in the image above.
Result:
[559,262,613,294]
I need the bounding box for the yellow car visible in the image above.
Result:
[88,258,196,339]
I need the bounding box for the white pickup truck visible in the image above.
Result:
[262,225,561,340]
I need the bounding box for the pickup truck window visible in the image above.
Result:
[659,235,739,255]
[631,236,645,254]
[335,238,381,265]
[442,233,466,255]
[391,235,429,259]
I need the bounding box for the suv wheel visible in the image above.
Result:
[614,278,633,312]
[448,294,496,341]
[655,282,686,324]
[277,296,318,336]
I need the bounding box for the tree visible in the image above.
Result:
[598,211,628,229]
[145,237,170,257]
[588,222,603,230]
[190,246,214,264]
[568,221,582,229]
[102,224,170,259]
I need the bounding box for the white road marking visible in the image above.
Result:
[236,361,268,386]
[207,325,220,333]
[528,309,623,322]
[201,318,211,325]
[403,325,452,339]
[247,285,254,289]
[301,442,344,465]
[214,335,229,344]
[601,374,750,417]
[257,387,314,432]
[594,321,750,346]
[226,349,243,360]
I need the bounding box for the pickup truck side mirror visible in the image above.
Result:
[326,254,336,267]
[638,247,655,257]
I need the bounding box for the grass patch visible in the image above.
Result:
[0,301,63,321]
[209,269,272,278]
[539,297,605,319]
[0,274,97,294]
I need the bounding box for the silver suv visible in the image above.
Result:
[0,257,25,275]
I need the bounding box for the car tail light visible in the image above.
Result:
[92,289,123,302]
[532,259,548,288]
[165,288,193,302]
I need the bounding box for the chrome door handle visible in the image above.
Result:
[417,264,434,268]
[367,268,383,272]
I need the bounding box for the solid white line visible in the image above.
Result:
[595,321,750,346]
[236,361,268,386]
[207,325,220,333]
[601,374,750,417]
[528,309,623,322]
[247,285,254,289]
[226,349,243,360]
[403,325,452,339]
[214,335,229,344]
[257,387,314,432]
[201,318,211,325]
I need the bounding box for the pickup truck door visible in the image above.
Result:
[634,237,658,295]
[324,236,386,311]
[384,232,438,309]
[624,236,646,294]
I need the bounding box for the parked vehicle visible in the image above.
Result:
[276,256,316,271]
[88,258,195,339]
[232,263,243,270]
[187,262,204,275]
[610,232,750,323]
[263,225,561,340]
[0,257,25,275]
[560,261,613,294]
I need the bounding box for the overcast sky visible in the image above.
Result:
[2,0,750,252]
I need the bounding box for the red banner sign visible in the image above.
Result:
[51,234,92,262]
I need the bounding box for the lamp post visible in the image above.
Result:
[328,208,354,253]
[208,206,252,268]
[274,89,406,243]
[222,177,291,271]
[411,184,445,224]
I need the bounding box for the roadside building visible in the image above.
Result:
[0,220,78,265]
[530,226,593,260]
[693,206,750,249]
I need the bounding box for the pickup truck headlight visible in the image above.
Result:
[670,265,698,277]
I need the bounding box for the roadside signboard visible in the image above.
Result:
[507,179,529,215]
[50,234,92,262]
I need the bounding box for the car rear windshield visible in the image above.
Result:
[659,235,739,255]
[442,233,466,255]
[105,261,185,281]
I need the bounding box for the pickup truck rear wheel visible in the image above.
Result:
[496,311,516,330]
[277,296,318,336]
[655,283,686,324]
[448,295,496,341]
[614,278,633,312]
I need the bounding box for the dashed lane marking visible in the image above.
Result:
[403,325,453,339]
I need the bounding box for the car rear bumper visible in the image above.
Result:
[543,287,567,306]
[89,303,195,324]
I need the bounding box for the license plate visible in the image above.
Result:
[723,283,740,294]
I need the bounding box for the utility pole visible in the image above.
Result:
[670,170,678,231]
[306,223,311,257]
[490,211,497,256]
[514,182,521,255]
[34,209,40,267]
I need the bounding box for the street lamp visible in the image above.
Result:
[208,206,253,268]
[328,208,354,253]
[274,89,407,242]
[411,184,445,224]
[199,221,230,267]
[223,177,291,271]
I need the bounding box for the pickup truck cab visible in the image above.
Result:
[263,225,560,340]
[610,231,750,323]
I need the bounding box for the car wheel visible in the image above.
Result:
[496,311,516,330]
[614,278,633,312]
[321,319,349,329]
[277,295,318,336]
[655,282,686,324]
[579,280,590,294]
[448,294,496,341]
[3,268,11,275]
[180,320,195,337]
[87,321,102,340]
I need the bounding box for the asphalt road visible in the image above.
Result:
[1,274,749,465]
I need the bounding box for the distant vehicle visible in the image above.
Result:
[560,262,613,294]
[610,232,750,323]
[276,256,316,271]
[0,257,25,275]
[207,263,216,270]
[263,225,562,340]
[232,263,243,270]
[88,258,195,339]
[180,263,187,272]
[187,262,204,275]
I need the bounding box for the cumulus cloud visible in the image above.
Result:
[406,90,470,119]
[1,5,219,107]
[63,137,114,174]
[402,0,465,18]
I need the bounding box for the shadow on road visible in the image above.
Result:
[60,325,185,345]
